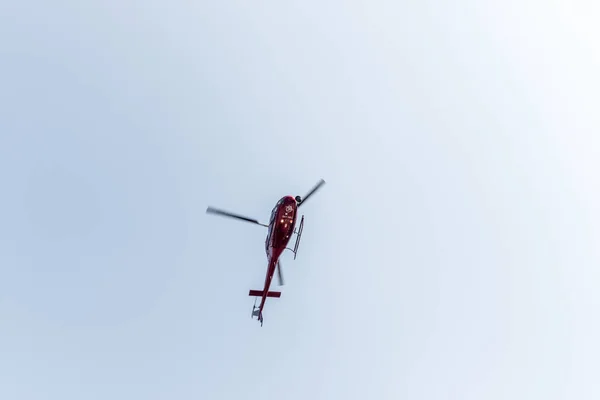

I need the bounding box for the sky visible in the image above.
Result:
[1,1,599,399]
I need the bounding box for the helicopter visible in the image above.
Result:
[206,179,326,326]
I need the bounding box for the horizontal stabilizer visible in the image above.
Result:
[248,290,281,298]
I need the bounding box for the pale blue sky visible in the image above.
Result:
[1,1,599,399]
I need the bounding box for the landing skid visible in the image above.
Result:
[285,215,304,259]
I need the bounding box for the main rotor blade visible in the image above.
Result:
[298,178,326,207]
[206,206,268,227]
[277,260,284,286]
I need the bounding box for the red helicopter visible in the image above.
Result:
[206,179,326,326]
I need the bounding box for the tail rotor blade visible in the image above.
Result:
[206,206,268,227]
[277,260,284,286]
[298,179,325,207]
